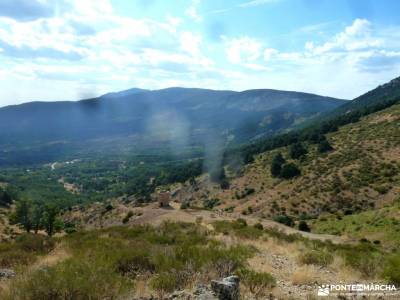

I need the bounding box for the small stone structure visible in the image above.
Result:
[158,191,170,207]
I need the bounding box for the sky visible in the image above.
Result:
[0,0,400,106]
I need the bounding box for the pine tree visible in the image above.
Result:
[280,163,301,179]
[318,139,333,153]
[289,142,307,159]
[270,152,285,177]
[12,199,33,232]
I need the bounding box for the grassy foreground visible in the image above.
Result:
[0,220,399,299]
[0,221,275,299]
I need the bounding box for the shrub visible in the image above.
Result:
[264,228,303,243]
[105,204,114,211]
[180,202,190,209]
[299,250,333,267]
[382,254,400,285]
[116,252,155,277]
[237,268,276,297]
[0,248,36,268]
[15,233,55,253]
[270,153,285,177]
[64,222,77,234]
[122,211,134,224]
[374,185,390,194]
[318,139,333,153]
[4,257,129,300]
[236,218,247,227]
[212,220,264,240]
[341,245,383,278]
[280,163,301,179]
[253,223,263,230]
[150,272,179,296]
[274,215,294,227]
[298,221,310,232]
[289,142,307,159]
[0,233,55,268]
[203,198,220,210]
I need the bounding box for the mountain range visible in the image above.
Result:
[0,87,346,166]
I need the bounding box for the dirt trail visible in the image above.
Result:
[131,203,350,244]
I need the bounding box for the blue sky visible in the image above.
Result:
[0,0,400,106]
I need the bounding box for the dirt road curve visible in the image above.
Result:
[131,203,349,245]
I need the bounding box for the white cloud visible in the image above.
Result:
[238,0,280,8]
[185,0,202,22]
[180,31,201,57]
[263,48,278,61]
[307,19,382,55]
[0,3,399,107]
[166,14,182,29]
[224,36,263,64]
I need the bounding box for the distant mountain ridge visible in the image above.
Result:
[0,87,346,166]
[328,76,400,117]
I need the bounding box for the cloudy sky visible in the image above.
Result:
[0,0,400,106]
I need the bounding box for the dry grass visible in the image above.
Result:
[329,255,363,282]
[133,278,152,299]
[290,265,320,285]
[31,244,70,270]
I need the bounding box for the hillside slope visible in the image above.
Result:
[327,76,400,117]
[174,103,400,245]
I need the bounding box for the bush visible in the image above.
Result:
[299,250,333,267]
[274,215,294,227]
[318,139,333,153]
[4,257,130,300]
[15,233,55,253]
[289,142,307,159]
[180,202,190,209]
[280,163,301,179]
[253,223,263,230]
[0,233,55,268]
[0,247,36,268]
[212,220,264,240]
[203,198,220,210]
[105,204,114,211]
[236,218,247,227]
[64,222,77,234]
[122,211,134,224]
[1,222,258,299]
[341,245,383,278]
[270,153,285,177]
[150,272,179,296]
[116,252,155,277]
[237,268,276,297]
[382,254,400,285]
[298,221,310,232]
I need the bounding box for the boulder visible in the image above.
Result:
[0,269,15,279]
[211,276,240,300]
[169,284,217,300]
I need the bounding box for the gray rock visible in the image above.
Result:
[168,285,217,300]
[193,284,218,300]
[0,269,15,279]
[211,276,240,300]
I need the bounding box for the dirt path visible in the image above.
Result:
[131,204,350,244]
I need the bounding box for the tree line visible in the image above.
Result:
[10,199,63,236]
